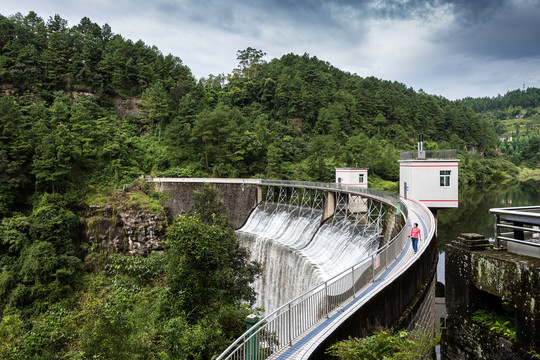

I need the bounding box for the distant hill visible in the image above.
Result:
[458,88,540,168]
[459,88,540,112]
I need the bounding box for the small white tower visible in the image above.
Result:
[399,135,459,209]
[336,168,369,213]
[335,168,368,188]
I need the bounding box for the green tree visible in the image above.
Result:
[233,47,266,79]
[374,112,388,135]
[186,184,232,228]
[190,109,217,168]
[166,215,260,320]
[138,81,170,135]
[0,150,13,216]
[166,185,261,321]
[266,142,284,179]
[1,194,81,313]
[32,123,75,193]
[0,97,33,209]
[69,95,101,161]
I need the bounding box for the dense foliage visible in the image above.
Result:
[0,185,261,359]
[460,88,540,113]
[0,10,536,359]
[326,326,441,360]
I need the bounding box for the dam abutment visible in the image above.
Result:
[152,181,260,228]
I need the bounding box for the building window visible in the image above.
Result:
[440,170,451,186]
[359,174,364,183]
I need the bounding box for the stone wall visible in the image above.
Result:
[445,315,523,359]
[444,233,540,359]
[152,182,260,229]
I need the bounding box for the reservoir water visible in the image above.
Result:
[436,180,540,284]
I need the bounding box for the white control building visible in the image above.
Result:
[335,168,368,188]
[399,142,459,209]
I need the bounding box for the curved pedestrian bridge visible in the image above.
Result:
[148,178,436,359]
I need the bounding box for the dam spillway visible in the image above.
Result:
[238,202,380,313]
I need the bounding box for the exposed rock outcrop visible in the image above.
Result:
[82,193,167,257]
[113,97,141,118]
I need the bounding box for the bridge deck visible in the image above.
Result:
[269,199,431,359]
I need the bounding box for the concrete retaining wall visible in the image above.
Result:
[152,182,260,229]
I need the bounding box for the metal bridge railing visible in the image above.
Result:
[114,175,145,191]
[399,149,457,160]
[258,179,401,207]
[489,206,540,257]
[216,200,409,360]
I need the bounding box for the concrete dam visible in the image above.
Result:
[150,178,437,359]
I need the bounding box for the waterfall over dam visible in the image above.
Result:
[238,203,380,313]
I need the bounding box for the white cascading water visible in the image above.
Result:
[237,203,380,314]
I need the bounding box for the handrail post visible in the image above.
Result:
[372,254,375,281]
[385,245,389,269]
[288,302,292,346]
[493,213,500,249]
[351,266,356,298]
[325,282,329,318]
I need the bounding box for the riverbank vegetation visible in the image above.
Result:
[0,10,538,358]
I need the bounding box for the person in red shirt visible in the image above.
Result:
[409,223,421,253]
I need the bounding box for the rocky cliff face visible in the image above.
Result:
[82,195,167,257]
[113,97,141,118]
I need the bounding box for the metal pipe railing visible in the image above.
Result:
[399,149,457,160]
[147,177,402,208]
[114,175,145,191]
[489,206,540,250]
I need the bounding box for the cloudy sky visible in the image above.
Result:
[3,0,540,99]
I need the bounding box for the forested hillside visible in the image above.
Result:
[0,11,531,359]
[459,88,540,169]
[0,11,498,212]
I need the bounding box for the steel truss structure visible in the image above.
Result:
[262,185,388,236]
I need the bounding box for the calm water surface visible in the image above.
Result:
[435,180,540,284]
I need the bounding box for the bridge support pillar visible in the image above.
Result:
[322,191,335,223]
[256,185,263,205]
